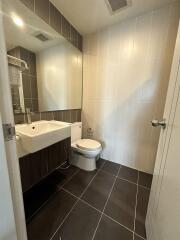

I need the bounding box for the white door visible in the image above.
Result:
[0,116,17,240]
[0,0,27,239]
[146,20,180,240]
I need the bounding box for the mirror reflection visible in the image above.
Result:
[3,0,83,114]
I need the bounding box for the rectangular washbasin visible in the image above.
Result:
[15,120,71,154]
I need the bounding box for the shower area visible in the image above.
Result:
[7,45,39,116]
[8,49,28,114]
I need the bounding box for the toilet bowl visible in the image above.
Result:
[70,122,102,171]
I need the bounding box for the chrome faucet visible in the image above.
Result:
[26,108,32,124]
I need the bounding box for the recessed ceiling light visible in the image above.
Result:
[11,14,24,27]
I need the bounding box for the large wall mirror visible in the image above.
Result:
[2,0,83,114]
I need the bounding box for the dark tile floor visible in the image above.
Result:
[26,159,152,240]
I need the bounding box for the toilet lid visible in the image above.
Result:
[76,139,101,151]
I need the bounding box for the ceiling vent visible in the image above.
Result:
[105,0,131,14]
[34,33,50,42]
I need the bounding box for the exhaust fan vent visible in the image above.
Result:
[34,33,50,42]
[105,0,131,13]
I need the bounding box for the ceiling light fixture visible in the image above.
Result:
[11,14,24,28]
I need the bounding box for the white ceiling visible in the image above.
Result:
[50,0,178,35]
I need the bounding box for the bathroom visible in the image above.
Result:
[0,0,180,239]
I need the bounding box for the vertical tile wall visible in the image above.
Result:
[82,2,180,173]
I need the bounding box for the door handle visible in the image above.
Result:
[151,119,166,129]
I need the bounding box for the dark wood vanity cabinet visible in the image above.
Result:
[19,138,71,192]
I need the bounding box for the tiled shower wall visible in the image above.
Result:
[14,109,81,124]
[82,2,180,173]
[8,46,39,112]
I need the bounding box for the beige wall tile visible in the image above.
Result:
[82,2,180,173]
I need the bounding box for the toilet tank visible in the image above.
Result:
[71,122,82,143]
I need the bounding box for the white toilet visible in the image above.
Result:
[70,122,102,171]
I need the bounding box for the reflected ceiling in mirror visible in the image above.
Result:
[2,0,83,113]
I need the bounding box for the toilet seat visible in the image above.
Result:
[71,139,102,158]
[76,139,101,151]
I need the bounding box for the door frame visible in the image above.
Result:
[0,0,27,239]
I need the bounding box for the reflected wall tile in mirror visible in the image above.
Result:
[53,111,63,121]
[50,3,62,34]
[62,110,71,122]
[71,110,77,123]
[41,112,54,121]
[20,0,34,12]
[20,47,30,74]
[61,15,70,41]
[20,0,82,51]
[29,52,37,76]
[76,110,82,122]
[14,110,81,124]
[24,99,32,111]
[78,34,83,51]
[70,26,77,46]
[31,77,38,99]
[22,74,31,98]
[35,0,50,24]
[31,113,40,122]
[32,99,39,112]
[8,47,20,59]
[14,114,25,124]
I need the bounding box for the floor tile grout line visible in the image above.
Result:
[62,187,102,214]
[100,169,151,190]
[49,197,79,240]
[80,199,102,214]
[100,168,137,185]
[26,190,59,223]
[134,232,146,240]
[28,169,80,223]
[28,162,148,240]
[118,176,138,186]
[138,184,151,191]
[91,164,122,240]
[49,162,147,240]
[103,213,134,234]
[61,187,79,200]
[133,171,139,240]
[59,169,81,188]
[62,185,138,235]
[49,164,105,240]
[100,169,118,178]
[79,161,107,199]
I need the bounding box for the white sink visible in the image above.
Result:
[15,120,71,156]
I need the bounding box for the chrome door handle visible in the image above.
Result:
[151,119,166,129]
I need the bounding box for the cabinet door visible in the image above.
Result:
[19,138,71,192]
[47,138,71,173]
[19,150,48,192]
[19,156,31,192]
